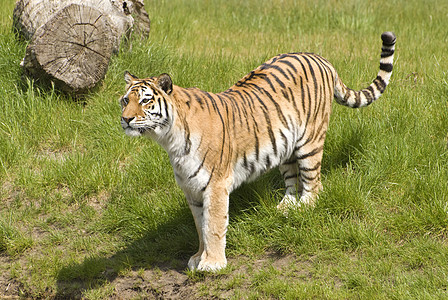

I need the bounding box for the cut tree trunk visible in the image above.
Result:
[13,0,150,94]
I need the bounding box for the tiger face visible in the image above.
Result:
[120,72,173,137]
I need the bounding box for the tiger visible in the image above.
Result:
[120,32,396,272]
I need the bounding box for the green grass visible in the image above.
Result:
[1,0,448,298]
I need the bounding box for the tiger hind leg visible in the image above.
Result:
[277,158,303,210]
[296,145,324,206]
[277,146,324,211]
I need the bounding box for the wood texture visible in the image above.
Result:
[13,0,150,94]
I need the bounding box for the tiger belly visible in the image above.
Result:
[230,126,302,192]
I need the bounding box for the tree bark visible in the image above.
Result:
[13,0,150,94]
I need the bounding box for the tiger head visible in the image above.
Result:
[120,71,173,137]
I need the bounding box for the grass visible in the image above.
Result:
[1,0,448,298]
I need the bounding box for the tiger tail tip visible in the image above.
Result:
[381,32,397,46]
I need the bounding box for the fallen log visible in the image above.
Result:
[13,0,150,94]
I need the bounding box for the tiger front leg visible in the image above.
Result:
[186,199,205,270]
[188,186,229,272]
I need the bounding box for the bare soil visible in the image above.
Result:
[0,253,307,299]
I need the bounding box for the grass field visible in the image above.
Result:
[1,0,448,298]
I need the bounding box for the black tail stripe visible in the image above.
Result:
[380,63,393,72]
[381,49,395,57]
[374,76,387,93]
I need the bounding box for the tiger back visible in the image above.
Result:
[120,32,396,272]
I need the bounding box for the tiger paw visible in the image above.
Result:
[188,254,227,272]
[299,191,318,207]
[187,253,202,271]
[277,194,300,211]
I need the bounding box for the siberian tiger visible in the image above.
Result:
[120,32,396,272]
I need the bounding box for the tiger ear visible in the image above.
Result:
[157,73,173,95]
[124,71,138,89]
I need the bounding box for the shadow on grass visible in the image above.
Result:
[54,127,366,298]
[322,125,368,173]
[54,187,263,298]
[55,206,197,298]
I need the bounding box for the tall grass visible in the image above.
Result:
[1,0,448,298]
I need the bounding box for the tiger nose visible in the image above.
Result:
[122,116,135,125]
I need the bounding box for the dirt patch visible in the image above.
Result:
[0,256,21,299]
[111,269,199,299]
[99,254,305,299]
[0,252,315,299]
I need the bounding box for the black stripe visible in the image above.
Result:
[248,83,288,127]
[353,90,361,108]
[287,68,297,85]
[220,92,237,127]
[182,120,192,155]
[266,117,277,156]
[203,91,219,112]
[280,130,288,149]
[301,173,318,182]
[278,59,298,74]
[285,54,309,82]
[270,72,286,89]
[374,76,387,93]
[299,162,321,172]
[283,159,296,165]
[248,88,282,155]
[381,48,394,58]
[296,146,323,160]
[265,155,272,169]
[362,91,372,105]
[162,99,169,120]
[305,84,312,122]
[288,87,301,119]
[261,64,290,81]
[193,93,205,109]
[311,54,334,71]
[242,90,260,133]
[255,134,260,160]
[285,174,297,180]
[249,161,256,174]
[201,166,214,191]
[366,85,375,97]
[380,63,393,72]
[307,54,328,119]
[188,150,208,179]
[363,86,375,104]
[243,153,248,169]
[301,55,319,113]
[232,91,250,129]
[262,75,277,93]
[206,94,226,166]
